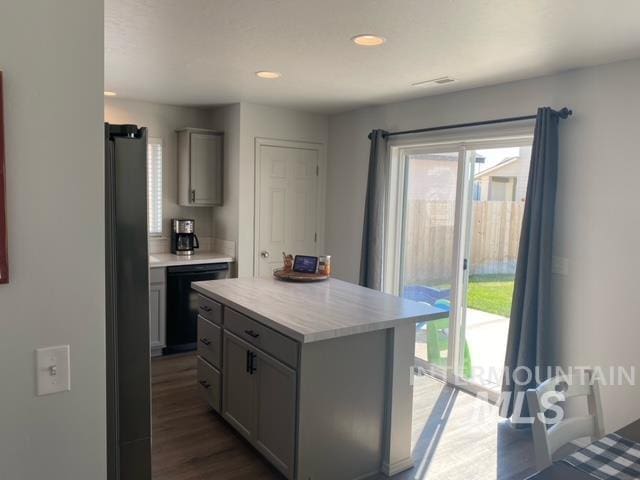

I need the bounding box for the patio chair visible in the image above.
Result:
[526,370,605,471]
[403,285,450,305]
[421,299,473,379]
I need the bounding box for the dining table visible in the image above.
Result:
[527,418,640,479]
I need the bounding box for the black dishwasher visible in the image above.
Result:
[165,263,229,354]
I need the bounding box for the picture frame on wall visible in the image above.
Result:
[0,71,8,284]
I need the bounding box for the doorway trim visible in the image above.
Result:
[253,137,326,277]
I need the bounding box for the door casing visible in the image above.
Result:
[253,138,326,277]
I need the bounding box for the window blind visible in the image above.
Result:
[147,138,163,236]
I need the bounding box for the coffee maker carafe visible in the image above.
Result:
[171,219,199,256]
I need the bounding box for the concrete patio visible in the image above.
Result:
[416,308,510,390]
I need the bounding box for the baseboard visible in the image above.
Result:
[150,346,164,357]
[381,456,415,476]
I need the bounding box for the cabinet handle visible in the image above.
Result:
[200,305,212,312]
[199,379,211,389]
[199,337,211,346]
[245,350,257,374]
[249,351,257,374]
[244,329,260,339]
[191,189,196,202]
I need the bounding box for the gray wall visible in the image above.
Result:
[0,0,106,478]
[104,99,328,270]
[105,97,214,237]
[210,104,241,248]
[326,58,640,432]
[211,102,329,277]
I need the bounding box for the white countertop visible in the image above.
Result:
[192,277,446,343]
[149,252,234,268]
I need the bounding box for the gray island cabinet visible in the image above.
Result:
[192,277,445,480]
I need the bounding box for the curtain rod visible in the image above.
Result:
[376,107,572,139]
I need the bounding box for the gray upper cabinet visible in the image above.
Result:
[177,128,223,206]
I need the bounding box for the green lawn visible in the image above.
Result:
[467,274,514,317]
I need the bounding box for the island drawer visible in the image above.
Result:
[197,356,221,412]
[225,308,298,369]
[197,315,222,368]
[198,294,222,325]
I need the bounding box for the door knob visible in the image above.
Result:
[261,251,270,258]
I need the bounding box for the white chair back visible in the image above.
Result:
[526,370,604,471]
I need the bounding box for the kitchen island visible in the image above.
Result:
[192,277,446,480]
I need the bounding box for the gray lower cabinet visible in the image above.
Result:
[222,330,296,480]
[254,347,297,479]
[198,295,388,480]
[222,331,256,439]
[149,267,166,356]
[197,357,221,412]
[197,315,222,368]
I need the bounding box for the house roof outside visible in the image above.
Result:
[474,156,520,179]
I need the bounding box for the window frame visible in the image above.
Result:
[383,127,534,295]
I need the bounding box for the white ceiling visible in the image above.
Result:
[105,0,640,114]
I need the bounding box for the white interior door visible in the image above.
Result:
[256,141,321,278]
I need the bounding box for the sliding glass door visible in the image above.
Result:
[395,138,532,397]
[400,151,461,377]
[457,146,532,391]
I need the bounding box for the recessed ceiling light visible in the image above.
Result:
[351,34,386,47]
[104,91,117,96]
[255,71,282,79]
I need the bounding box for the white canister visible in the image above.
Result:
[318,255,331,276]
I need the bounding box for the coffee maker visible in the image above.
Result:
[171,219,199,256]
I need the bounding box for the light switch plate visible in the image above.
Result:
[36,345,70,396]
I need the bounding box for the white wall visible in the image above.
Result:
[326,58,640,432]
[0,1,106,479]
[211,102,328,277]
[105,97,214,238]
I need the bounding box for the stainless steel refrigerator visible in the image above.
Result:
[105,124,151,480]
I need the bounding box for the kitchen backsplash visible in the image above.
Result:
[211,238,236,259]
[148,236,236,259]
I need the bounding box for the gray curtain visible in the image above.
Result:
[501,107,560,419]
[359,129,389,290]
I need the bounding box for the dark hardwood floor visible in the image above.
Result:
[151,354,537,480]
[151,353,282,480]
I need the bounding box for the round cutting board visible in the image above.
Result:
[273,269,329,282]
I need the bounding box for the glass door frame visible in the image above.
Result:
[384,133,534,402]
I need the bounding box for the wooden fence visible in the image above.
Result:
[403,200,525,285]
